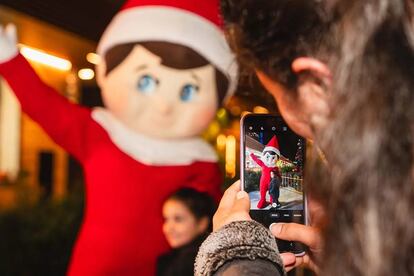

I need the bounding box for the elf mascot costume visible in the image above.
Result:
[0,0,237,275]
[250,135,282,209]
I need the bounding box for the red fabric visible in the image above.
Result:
[0,54,222,275]
[250,153,280,209]
[266,135,280,150]
[120,0,223,27]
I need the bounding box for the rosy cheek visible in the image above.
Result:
[195,106,216,125]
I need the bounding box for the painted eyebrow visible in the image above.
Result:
[136,64,148,71]
[190,72,201,84]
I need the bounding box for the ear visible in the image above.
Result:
[291,57,331,81]
[256,71,316,139]
[292,57,331,134]
[197,217,210,234]
[95,58,107,88]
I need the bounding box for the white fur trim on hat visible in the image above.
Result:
[97,6,238,100]
[263,146,280,156]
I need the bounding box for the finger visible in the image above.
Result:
[283,255,305,272]
[282,255,306,272]
[217,180,240,211]
[282,253,319,273]
[0,25,3,35]
[294,254,319,273]
[280,252,296,267]
[5,24,17,45]
[213,181,246,230]
[293,255,304,267]
[227,180,241,193]
[229,191,250,214]
[270,223,320,248]
[284,264,296,273]
[221,191,251,225]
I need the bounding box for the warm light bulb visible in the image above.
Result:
[78,68,95,80]
[225,135,237,178]
[253,106,269,114]
[19,44,72,71]
[216,134,227,152]
[86,53,101,65]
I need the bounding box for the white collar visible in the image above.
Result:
[91,108,218,166]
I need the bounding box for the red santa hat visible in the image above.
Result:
[263,136,280,156]
[97,0,238,100]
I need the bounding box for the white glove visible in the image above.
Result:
[0,24,19,64]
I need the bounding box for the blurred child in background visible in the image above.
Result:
[157,188,216,276]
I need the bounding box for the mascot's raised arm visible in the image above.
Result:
[250,135,282,209]
[0,0,237,275]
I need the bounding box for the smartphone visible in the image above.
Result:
[240,113,307,255]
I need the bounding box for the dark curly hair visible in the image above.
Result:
[220,0,327,90]
[221,0,414,275]
[167,188,216,231]
[315,1,414,275]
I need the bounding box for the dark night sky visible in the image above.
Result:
[0,0,126,42]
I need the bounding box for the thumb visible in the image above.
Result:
[230,191,250,214]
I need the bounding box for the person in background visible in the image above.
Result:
[157,188,216,276]
[269,170,282,208]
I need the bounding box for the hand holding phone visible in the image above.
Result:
[241,114,307,255]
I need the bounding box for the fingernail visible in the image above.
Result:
[269,223,283,235]
[236,191,246,199]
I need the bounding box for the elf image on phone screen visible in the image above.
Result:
[241,114,306,255]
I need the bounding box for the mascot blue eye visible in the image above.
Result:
[138,75,158,94]
[180,84,199,102]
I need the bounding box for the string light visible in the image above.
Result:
[19,44,72,71]
[225,135,237,178]
[78,68,95,80]
[86,53,101,65]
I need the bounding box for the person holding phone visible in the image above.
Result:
[195,1,327,274]
[197,0,414,275]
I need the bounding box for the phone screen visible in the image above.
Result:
[241,114,306,253]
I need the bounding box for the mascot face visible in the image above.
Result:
[99,45,218,139]
[262,151,279,168]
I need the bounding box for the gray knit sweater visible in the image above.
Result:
[195,220,286,276]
